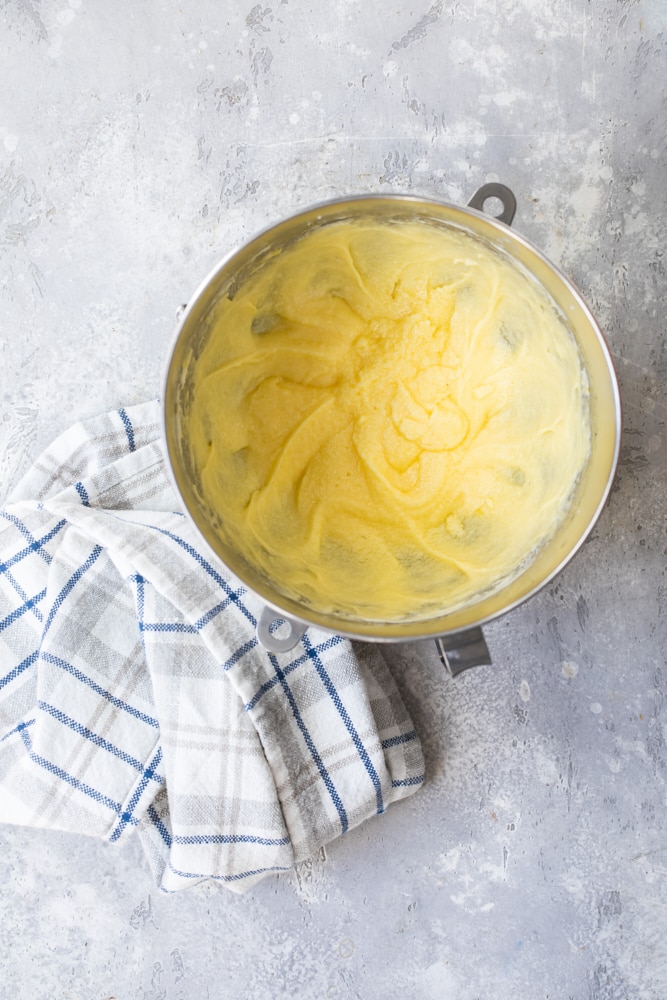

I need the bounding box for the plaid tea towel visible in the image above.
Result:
[0,401,424,893]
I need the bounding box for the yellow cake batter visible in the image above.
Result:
[183,217,591,621]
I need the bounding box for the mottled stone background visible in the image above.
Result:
[1,1,665,997]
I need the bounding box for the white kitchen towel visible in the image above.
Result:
[0,401,424,893]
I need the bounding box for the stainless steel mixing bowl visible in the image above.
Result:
[162,184,621,673]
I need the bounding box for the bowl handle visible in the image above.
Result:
[257,606,307,653]
[434,628,492,677]
[467,183,517,227]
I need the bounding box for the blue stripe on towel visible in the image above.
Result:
[74,481,90,506]
[42,544,103,637]
[381,730,419,750]
[110,746,164,842]
[0,520,66,575]
[0,718,36,744]
[118,519,256,628]
[392,775,425,788]
[118,408,136,452]
[148,804,172,847]
[302,632,385,816]
[0,650,39,691]
[0,589,46,632]
[38,700,164,781]
[243,635,344,711]
[269,651,349,834]
[172,833,291,847]
[17,723,133,821]
[0,511,59,565]
[41,651,160,728]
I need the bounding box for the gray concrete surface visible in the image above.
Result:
[1,0,666,997]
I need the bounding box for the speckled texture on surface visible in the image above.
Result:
[1,0,666,997]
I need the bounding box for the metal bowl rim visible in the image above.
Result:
[160,191,622,641]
